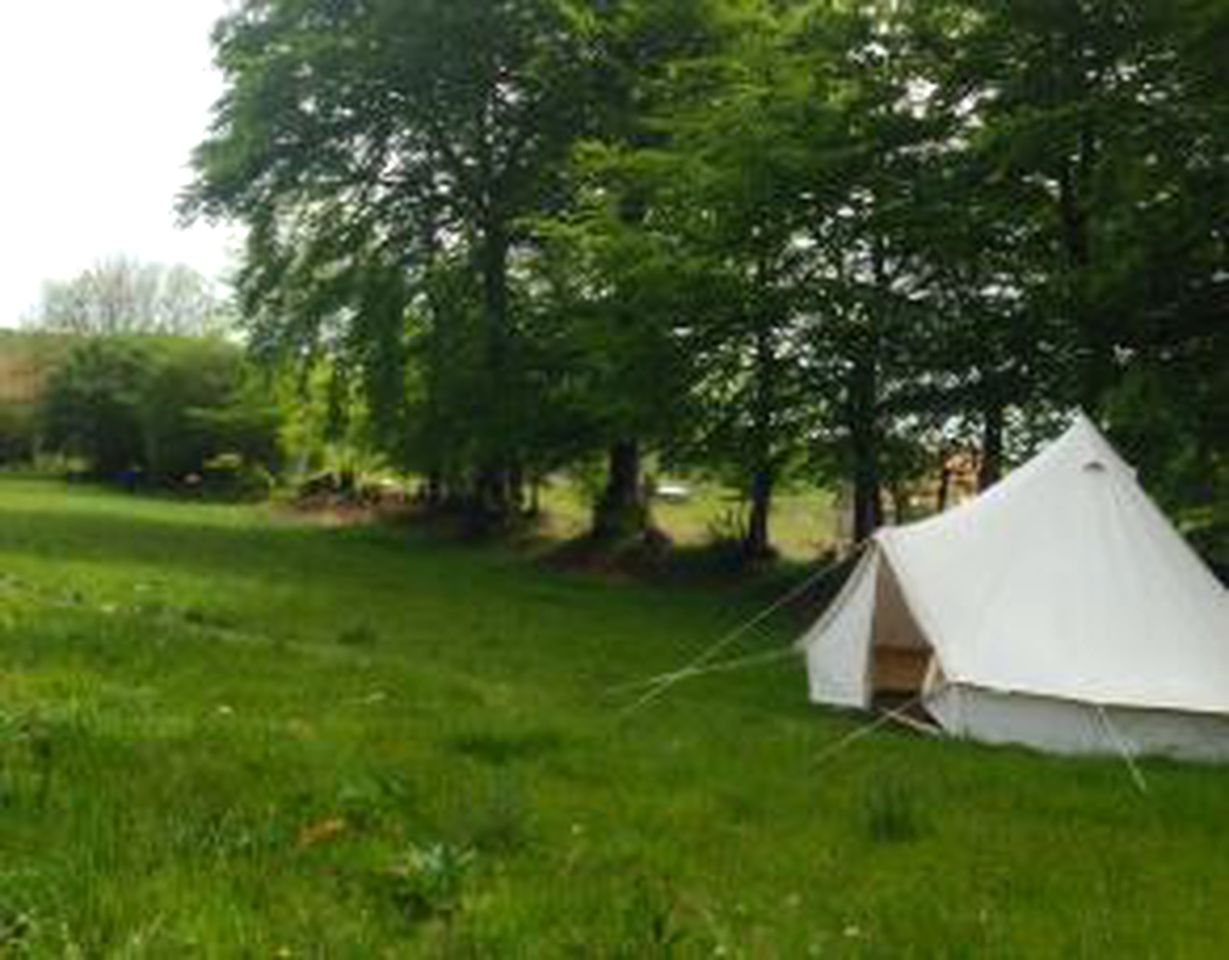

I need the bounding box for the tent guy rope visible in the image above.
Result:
[609,647,799,696]
[616,547,863,718]
[810,685,945,769]
[1096,705,1150,794]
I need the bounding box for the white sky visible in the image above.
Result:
[0,2,238,326]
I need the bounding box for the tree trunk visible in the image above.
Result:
[742,313,777,561]
[936,446,953,513]
[425,470,444,508]
[592,440,646,541]
[744,464,775,561]
[851,435,881,541]
[888,482,909,525]
[978,400,1005,491]
[850,342,882,543]
[476,217,513,521]
[419,205,450,516]
[847,243,890,543]
[528,473,542,518]
[475,466,509,520]
[508,460,527,515]
[1057,133,1109,414]
[852,460,883,542]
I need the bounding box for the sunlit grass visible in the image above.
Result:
[538,476,837,560]
[0,477,1227,953]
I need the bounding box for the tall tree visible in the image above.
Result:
[932,0,1228,486]
[186,0,601,519]
[641,6,820,558]
[32,258,228,337]
[533,0,733,542]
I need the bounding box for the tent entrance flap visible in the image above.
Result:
[869,556,934,706]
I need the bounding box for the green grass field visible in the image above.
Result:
[539,478,838,561]
[1,478,1229,955]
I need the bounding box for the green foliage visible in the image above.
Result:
[184,0,1227,544]
[275,361,383,479]
[200,454,276,503]
[934,0,1229,452]
[1105,364,1229,515]
[0,404,38,467]
[142,339,280,481]
[382,842,477,926]
[40,337,149,476]
[40,337,283,486]
[186,0,612,513]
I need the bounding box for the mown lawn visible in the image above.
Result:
[0,478,1228,955]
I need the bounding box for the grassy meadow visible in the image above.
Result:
[1,478,1229,955]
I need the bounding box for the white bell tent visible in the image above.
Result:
[800,415,1229,761]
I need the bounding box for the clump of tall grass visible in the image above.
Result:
[462,774,536,855]
[336,770,416,830]
[337,623,379,648]
[0,711,56,810]
[0,902,37,953]
[617,875,689,957]
[865,777,926,845]
[382,842,476,926]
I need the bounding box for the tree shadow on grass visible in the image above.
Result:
[0,490,449,591]
[0,485,818,724]
[447,730,566,766]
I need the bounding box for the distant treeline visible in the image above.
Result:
[0,332,68,466]
[30,258,231,339]
[0,332,281,499]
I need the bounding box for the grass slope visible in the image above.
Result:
[0,478,1227,955]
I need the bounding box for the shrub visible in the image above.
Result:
[0,405,38,467]
[199,454,275,502]
[39,336,283,488]
[40,338,149,476]
[141,339,282,482]
[461,774,535,855]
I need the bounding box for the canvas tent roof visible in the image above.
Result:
[801,415,1229,729]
